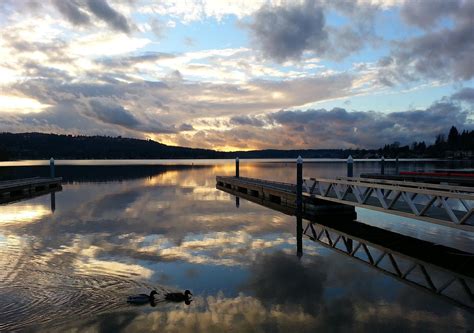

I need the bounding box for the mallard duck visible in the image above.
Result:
[165,290,192,304]
[127,290,158,305]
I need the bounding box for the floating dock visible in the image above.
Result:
[217,174,474,231]
[216,176,357,220]
[0,177,62,204]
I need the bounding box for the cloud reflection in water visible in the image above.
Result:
[0,163,473,331]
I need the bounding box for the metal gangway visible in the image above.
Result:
[303,177,474,231]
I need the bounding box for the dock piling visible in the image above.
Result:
[347,155,354,177]
[381,156,385,175]
[50,158,55,178]
[296,156,303,258]
[296,156,303,215]
[235,157,239,178]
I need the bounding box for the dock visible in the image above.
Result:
[216,157,474,231]
[216,176,357,220]
[0,177,62,205]
[217,158,474,312]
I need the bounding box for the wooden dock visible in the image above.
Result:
[216,173,474,231]
[0,177,62,205]
[216,176,357,220]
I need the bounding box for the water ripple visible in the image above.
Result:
[0,240,168,332]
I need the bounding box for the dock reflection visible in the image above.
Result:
[222,185,474,313]
[303,219,474,313]
[0,185,60,210]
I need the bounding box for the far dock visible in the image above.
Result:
[0,177,62,204]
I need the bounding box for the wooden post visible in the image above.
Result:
[296,156,303,259]
[395,156,399,175]
[235,157,239,178]
[50,158,55,178]
[235,196,240,208]
[380,156,385,175]
[296,156,303,213]
[347,155,353,177]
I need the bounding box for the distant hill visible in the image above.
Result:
[0,132,372,160]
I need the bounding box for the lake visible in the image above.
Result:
[1,159,474,332]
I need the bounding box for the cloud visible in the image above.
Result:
[268,100,472,148]
[379,0,474,83]
[52,0,131,33]
[248,0,382,62]
[177,90,473,150]
[230,115,266,127]
[178,123,194,131]
[249,1,328,62]
[96,52,175,68]
[242,251,327,314]
[86,98,141,127]
[400,0,461,29]
[451,87,474,104]
[52,0,90,26]
[86,0,131,33]
[85,98,176,134]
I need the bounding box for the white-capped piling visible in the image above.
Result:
[296,156,304,258]
[296,156,303,214]
[50,157,55,178]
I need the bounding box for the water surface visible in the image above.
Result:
[1,160,474,332]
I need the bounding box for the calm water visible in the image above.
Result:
[1,160,474,332]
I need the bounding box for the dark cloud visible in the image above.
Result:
[230,115,266,127]
[451,87,474,104]
[178,123,194,131]
[52,0,90,26]
[52,0,131,33]
[85,98,176,134]
[86,0,131,33]
[401,0,461,29]
[268,100,472,148]
[249,0,328,62]
[248,0,380,62]
[87,99,141,127]
[380,0,474,83]
[97,52,175,68]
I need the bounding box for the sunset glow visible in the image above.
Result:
[0,0,472,149]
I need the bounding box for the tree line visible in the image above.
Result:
[0,127,472,161]
[379,126,474,158]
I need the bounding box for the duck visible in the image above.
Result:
[127,290,158,305]
[165,290,193,304]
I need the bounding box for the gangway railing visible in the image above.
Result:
[303,177,474,230]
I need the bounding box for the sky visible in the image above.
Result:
[0,0,473,151]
